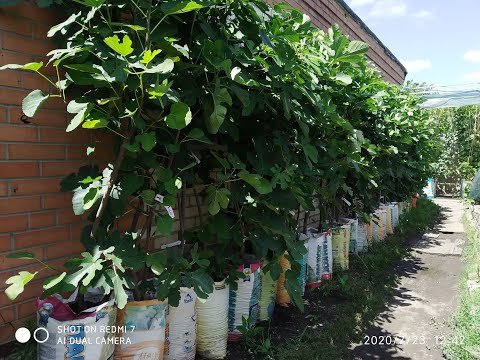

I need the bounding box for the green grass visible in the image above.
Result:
[275,198,441,360]
[443,213,480,360]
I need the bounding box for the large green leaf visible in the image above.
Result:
[165,102,192,129]
[104,35,134,57]
[139,132,157,151]
[161,0,204,15]
[48,12,80,37]
[5,271,37,300]
[206,103,227,134]
[65,252,103,287]
[332,73,352,85]
[156,215,174,236]
[205,186,231,215]
[141,49,162,64]
[346,40,370,56]
[66,100,90,132]
[0,62,43,71]
[143,59,174,74]
[6,252,35,259]
[22,90,49,117]
[43,272,67,290]
[238,170,273,194]
[146,252,167,275]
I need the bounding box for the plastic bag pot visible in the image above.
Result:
[357,223,368,253]
[115,299,168,360]
[382,205,393,235]
[259,264,278,321]
[228,261,261,341]
[331,226,349,271]
[36,290,116,360]
[297,234,308,294]
[197,280,229,359]
[322,231,333,280]
[164,287,197,360]
[392,202,399,228]
[276,254,291,307]
[305,229,323,287]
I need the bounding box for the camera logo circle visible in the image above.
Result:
[15,327,31,343]
[33,327,49,343]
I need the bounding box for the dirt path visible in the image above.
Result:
[350,198,465,360]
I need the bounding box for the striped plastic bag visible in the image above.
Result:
[164,288,197,360]
[382,205,393,235]
[276,254,291,307]
[321,231,333,280]
[371,214,380,242]
[357,222,368,252]
[259,264,277,321]
[305,230,323,287]
[197,280,229,359]
[297,234,309,294]
[351,219,358,253]
[332,226,349,270]
[115,299,168,360]
[392,202,399,228]
[228,262,261,341]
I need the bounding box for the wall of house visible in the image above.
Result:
[0,0,403,346]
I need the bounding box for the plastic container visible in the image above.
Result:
[321,231,333,280]
[164,287,197,360]
[382,205,393,235]
[36,291,116,360]
[297,234,309,294]
[197,280,229,359]
[228,262,261,341]
[115,299,168,360]
[276,254,291,307]
[357,222,368,252]
[331,226,349,270]
[258,264,277,321]
[305,230,323,287]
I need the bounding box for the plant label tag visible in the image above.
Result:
[161,240,181,249]
[342,197,352,206]
[191,152,201,164]
[155,194,164,203]
[165,206,175,218]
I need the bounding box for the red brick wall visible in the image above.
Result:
[0,0,405,346]
[0,3,116,343]
[283,0,407,84]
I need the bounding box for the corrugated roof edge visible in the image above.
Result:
[334,0,408,77]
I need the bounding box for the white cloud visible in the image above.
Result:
[463,72,480,82]
[413,10,434,19]
[368,1,407,18]
[464,50,480,63]
[349,0,375,7]
[402,60,432,73]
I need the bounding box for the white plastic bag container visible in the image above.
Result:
[321,231,333,280]
[305,229,323,287]
[228,262,261,341]
[115,299,168,360]
[36,291,117,360]
[259,265,277,321]
[357,223,368,252]
[197,280,229,359]
[164,287,197,360]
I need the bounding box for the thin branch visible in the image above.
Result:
[193,187,204,226]
[91,124,135,239]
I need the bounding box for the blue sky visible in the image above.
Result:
[346,0,480,86]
